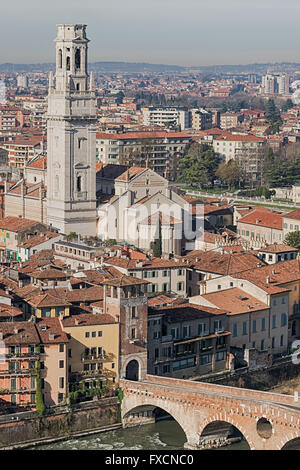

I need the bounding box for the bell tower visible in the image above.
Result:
[46,24,97,236]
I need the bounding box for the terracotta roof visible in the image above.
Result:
[283,208,300,221]
[259,244,297,254]
[104,256,187,271]
[62,313,116,327]
[36,318,69,344]
[0,217,39,232]
[148,295,187,308]
[101,275,148,287]
[26,155,47,170]
[96,131,191,141]
[237,207,283,230]
[116,166,147,182]
[27,291,72,308]
[215,134,265,142]
[18,232,60,249]
[184,249,262,275]
[199,288,269,315]
[0,323,40,345]
[0,304,23,318]
[158,303,227,322]
[29,269,69,280]
[232,259,300,294]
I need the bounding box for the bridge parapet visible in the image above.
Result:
[120,376,300,450]
[143,374,300,408]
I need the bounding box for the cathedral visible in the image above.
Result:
[4,24,201,252]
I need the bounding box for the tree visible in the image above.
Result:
[282,99,294,113]
[215,159,242,189]
[265,99,282,134]
[152,215,162,257]
[177,143,220,188]
[284,231,300,251]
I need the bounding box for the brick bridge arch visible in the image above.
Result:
[120,375,300,450]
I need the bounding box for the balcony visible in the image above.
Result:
[0,367,37,376]
[161,335,173,343]
[81,354,106,362]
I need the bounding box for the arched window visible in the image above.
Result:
[58,49,62,69]
[77,175,82,192]
[75,48,81,70]
[66,56,70,71]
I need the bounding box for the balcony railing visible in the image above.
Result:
[81,354,106,362]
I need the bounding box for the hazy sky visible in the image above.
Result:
[1,0,300,66]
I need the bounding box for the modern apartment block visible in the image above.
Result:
[141,107,189,130]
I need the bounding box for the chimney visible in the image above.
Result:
[49,332,55,341]
[266,276,270,284]
[14,328,19,335]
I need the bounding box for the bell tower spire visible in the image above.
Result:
[46,24,97,237]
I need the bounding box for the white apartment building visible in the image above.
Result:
[141,107,189,130]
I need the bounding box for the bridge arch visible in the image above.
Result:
[280,431,300,450]
[199,414,255,450]
[122,400,195,447]
[122,356,143,381]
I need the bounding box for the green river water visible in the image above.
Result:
[31,419,250,451]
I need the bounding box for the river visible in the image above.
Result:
[31,419,250,451]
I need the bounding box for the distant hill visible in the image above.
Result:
[0,62,185,73]
[2,61,300,75]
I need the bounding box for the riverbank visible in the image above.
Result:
[1,423,122,450]
[0,396,120,449]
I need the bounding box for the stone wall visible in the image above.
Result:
[0,397,119,448]
[196,358,300,391]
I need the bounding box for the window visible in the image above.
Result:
[183,325,191,338]
[282,297,286,304]
[233,323,238,337]
[171,328,179,339]
[198,323,206,335]
[242,321,247,335]
[98,331,102,337]
[59,377,64,389]
[59,344,64,353]
[92,331,96,338]
[131,306,136,319]
[200,354,212,365]
[252,319,257,333]
[77,176,82,192]
[281,313,287,327]
[271,337,275,349]
[59,360,64,368]
[261,318,266,331]
[280,335,284,347]
[131,328,136,339]
[216,351,225,361]
[85,332,90,338]
[10,378,16,392]
[75,48,81,69]
[68,349,72,358]
[272,315,276,329]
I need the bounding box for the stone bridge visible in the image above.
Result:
[120,375,300,450]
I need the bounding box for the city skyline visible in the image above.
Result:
[2,0,300,66]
